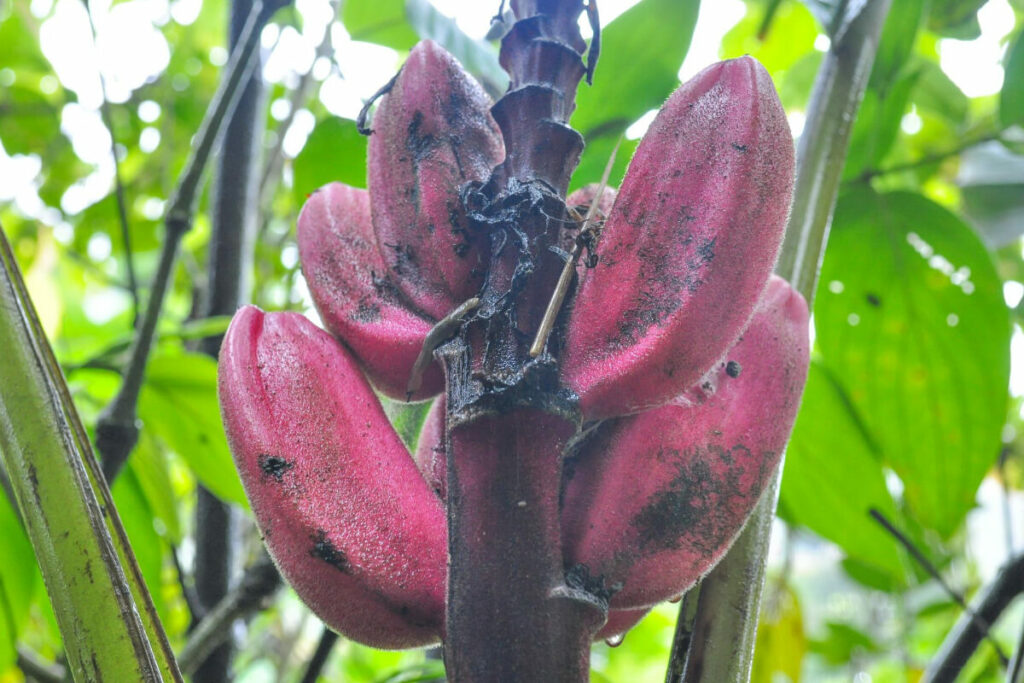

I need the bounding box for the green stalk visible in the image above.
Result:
[673,1,892,680]
[0,228,182,681]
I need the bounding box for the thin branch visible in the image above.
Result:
[171,544,202,625]
[664,586,700,683]
[95,0,266,483]
[298,627,340,683]
[82,0,140,325]
[855,132,1001,183]
[1009,616,1024,683]
[922,553,1024,683]
[999,448,1016,557]
[869,509,1009,666]
[16,645,66,683]
[176,555,282,676]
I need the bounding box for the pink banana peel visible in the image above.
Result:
[367,40,504,322]
[412,277,809,611]
[562,276,809,610]
[563,57,796,420]
[217,14,807,668]
[218,307,446,648]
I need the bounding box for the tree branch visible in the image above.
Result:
[664,587,700,683]
[94,0,266,483]
[16,645,65,683]
[920,554,1024,682]
[870,508,1009,666]
[298,627,339,683]
[855,132,1002,183]
[176,555,282,677]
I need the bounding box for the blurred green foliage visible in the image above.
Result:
[1,0,1024,680]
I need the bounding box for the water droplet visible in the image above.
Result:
[604,633,624,648]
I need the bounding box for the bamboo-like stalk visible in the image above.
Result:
[672,1,893,680]
[0,227,182,682]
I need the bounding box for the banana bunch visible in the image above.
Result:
[217,37,808,650]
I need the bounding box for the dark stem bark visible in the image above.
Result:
[191,0,272,680]
[664,587,700,683]
[298,627,339,683]
[922,554,1024,683]
[177,555,281,677]
[440,1,603,679]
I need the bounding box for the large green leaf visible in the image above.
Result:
[342,0,505,96]
[869,0,926,91]
[842,69,918,180]
[0,490,37,673]
[814,188,1010,536]
[781,362,905,580]
[112,465,169,625]
[293,117,368,205]
[139,351,248,508]
[911,58,968,125]
[722,1,818,75]
[1000,30,1024,129]
[958,142,1024,248]
[132,431,183,543]
[570,0,699,188]
[343,0,418,49]
[0,8,62,156]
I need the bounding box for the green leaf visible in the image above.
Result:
[808,621,881,665]
[131,432,183,543]
[843,69,918,180]
[959,142,1024,248]
[722,2,818,75]
[911,58,968,125]
[139,351,248,508]
[293,117,368,205]
[569,135,637,194]
[840,556,904,592]
[571,0,699,188]
[779,51,824,112]
[0,9,62,156]
[815,188,1010,536]
[869,0,926,91]
[927,0,987,38]
[781,362,906,580]
[112,465,168,624]
[0,491,37,672]
[381,397,434,451]
[343,0,418,49]
[1000,31,1024,129]
[592,606,675,682]
[405,0,507,97]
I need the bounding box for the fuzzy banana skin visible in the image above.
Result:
[562,276,809,610]
[562,57,796,420]
[368,40,505,322]
[297,183,442,400]
[218,307,447,648]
